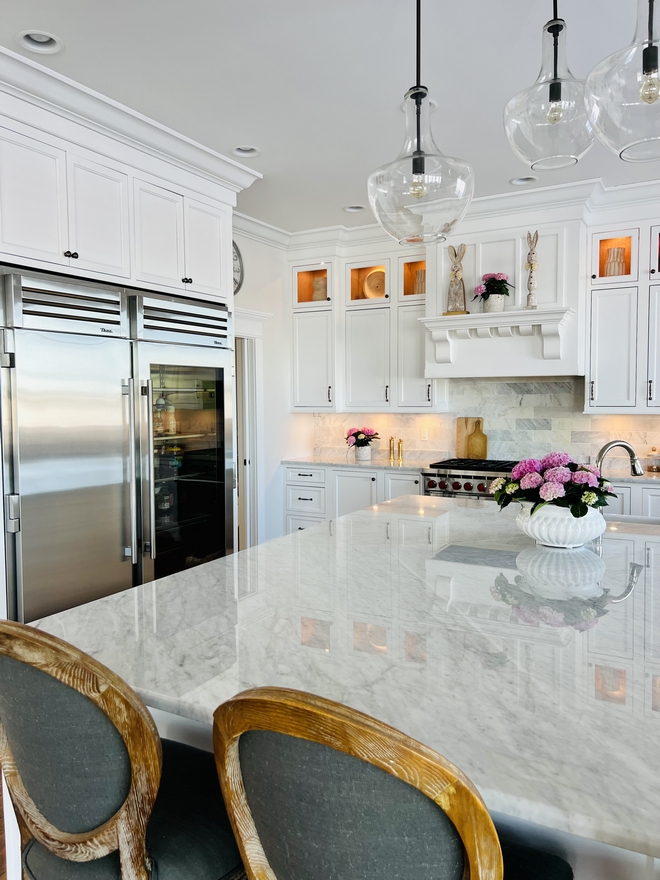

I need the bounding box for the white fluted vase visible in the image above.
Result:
[516,502,606,549]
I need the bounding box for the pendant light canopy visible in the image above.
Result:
[367,0,474,246]
[503,1,595,170]
[586,0,660,161]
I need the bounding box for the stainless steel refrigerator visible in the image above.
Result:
[0,271,233,622]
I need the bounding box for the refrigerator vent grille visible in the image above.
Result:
[142,301,229,343]
[21,286,123,326]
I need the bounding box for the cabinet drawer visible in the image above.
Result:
[286,485,326,515]
[285,467,326,484]
[286,514,325,534]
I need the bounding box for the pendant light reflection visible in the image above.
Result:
[503,3,595,170]
[367,1,474,246]
[586,0,660,161]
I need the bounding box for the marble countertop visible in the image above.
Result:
[283,455,425,471]
[36,497,660,857]
[601,468,660,486]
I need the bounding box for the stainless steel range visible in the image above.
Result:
[422,459,518,499]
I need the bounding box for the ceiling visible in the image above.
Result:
[0,0,657,232]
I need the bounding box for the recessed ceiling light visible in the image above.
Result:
[231,146,261,158]
[343,205,366,213]
[509,176,539,186]
[15,30,64,54]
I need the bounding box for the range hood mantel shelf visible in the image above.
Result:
[421,307,574,363]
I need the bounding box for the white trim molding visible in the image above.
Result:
[421,307,574,364]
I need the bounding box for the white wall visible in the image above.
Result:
[233,229,314,540]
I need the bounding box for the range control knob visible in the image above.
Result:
[477,483,487,493]
[427,479,437,489]
[452,481,461,491]
[438,480,447,489]
[464,482,473,491]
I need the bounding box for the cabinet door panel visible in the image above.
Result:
[588,287,637,408]
[0,129,68,264]
[292,311,333,408]
[607,485,632,516]
[397,304,431,407]
[642,488,660,518]
[345,308,390,408]
[648,286,660,408]
[333,470,378,518]
[68,156,130,277]
[134,180,184,288]
[383,472,421,500]
[184,198,227,298]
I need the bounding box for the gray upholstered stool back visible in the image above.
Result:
[0,654,131,833]
[214,687,504,880]
[240,729,464,880]
[0,620,162,878]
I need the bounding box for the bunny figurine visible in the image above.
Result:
[525,230,539,310]
[444,243,469,315]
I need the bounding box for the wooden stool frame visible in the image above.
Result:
[214,687,503,880]
[0,620,162,880]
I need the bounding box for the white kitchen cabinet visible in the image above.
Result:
[332,470,378,518]
[590,229,639,285]
[292,310,334,408]
[608,485,633,516]
[134,179,185,290]
[0,128,68,265]
[647,286,660,408]
[183,198,228,298]
[67,155,130,277]
[383,471,421,500]
[286,485,326,517]
[286,514,324,534]
[397,304,432,408]
[345,307,390,409]
[588,287,638,409]
[642,488,660,518]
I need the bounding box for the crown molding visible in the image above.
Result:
[232,212,290,249]
[0,47,261,194]
[584,178,660,214]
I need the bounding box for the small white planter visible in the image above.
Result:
[516,501,606,549]
[483,294,505,313]
[356,446,372,462]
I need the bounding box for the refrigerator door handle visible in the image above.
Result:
[146,378,156,560]
[127,378,138,564]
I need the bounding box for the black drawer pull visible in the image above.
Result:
[298,497,313,501]
[298,473,313,477]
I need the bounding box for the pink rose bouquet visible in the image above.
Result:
[490,452,616,518]
[345,427,380,448]
[472,272,514,302]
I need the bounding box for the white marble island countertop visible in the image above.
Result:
[36,497,660,859]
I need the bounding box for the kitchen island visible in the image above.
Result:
[25,497,660,878]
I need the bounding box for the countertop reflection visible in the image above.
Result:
[36,496,660,857]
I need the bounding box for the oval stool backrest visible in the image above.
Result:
[0,654,131,833]
[239,729,465,880]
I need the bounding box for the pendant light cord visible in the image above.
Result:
[416,0,421,88]
[644,0,658,73]
[552,0,559,81]
[412,0,424,175]
[548,0,562,103]
[649,0,655,44]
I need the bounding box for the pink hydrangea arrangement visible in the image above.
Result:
[345,427,380,448]
[490,452,616,518]
[472,272,515,302]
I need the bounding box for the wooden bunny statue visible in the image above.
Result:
[444,243,468,315]
[525,230,538,310]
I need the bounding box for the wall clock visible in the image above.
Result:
[233,241,244,294]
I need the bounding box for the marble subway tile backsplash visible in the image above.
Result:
[313,378,660,467]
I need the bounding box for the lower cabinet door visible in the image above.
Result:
[332,470,378,518]
[642,488,660,517]
[588,287,638,408]
[286,515,324,534]
[383,472,421,500]
[608,485,632,516]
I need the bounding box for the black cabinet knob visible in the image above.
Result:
[371,477,376,481]
[63,250,72,258]
[591,274,597,279]
[414,480,419,484]
[652,269,657,274]
[71,252,79,259]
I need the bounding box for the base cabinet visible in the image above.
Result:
[283,464,422,534]
[606,482,660,518]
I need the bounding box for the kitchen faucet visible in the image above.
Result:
[595,441,644,476]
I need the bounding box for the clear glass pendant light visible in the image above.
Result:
[586,0,660,161]
[367,0,474,245]
[503,1,594,170]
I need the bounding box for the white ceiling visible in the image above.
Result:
[0,0,657,231]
